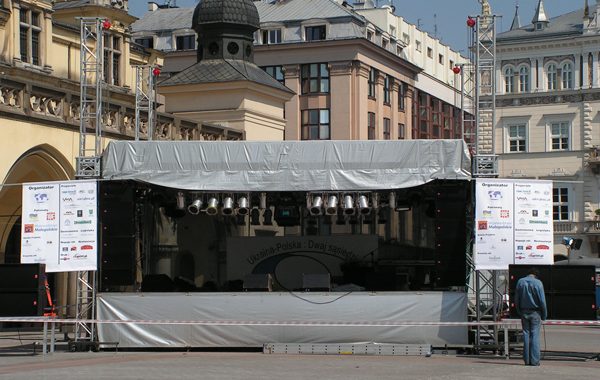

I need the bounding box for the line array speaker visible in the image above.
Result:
[0,264,45,316]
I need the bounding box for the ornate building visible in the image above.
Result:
[0,0,240,312]
[495,0,600,258]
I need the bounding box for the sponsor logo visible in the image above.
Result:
[34,193,49,203]
[46,212,56,221]
[76,196,95,202]
[478,221,488,230]
[64,219,71,226]
[77,210,83,217]
[516,196,528,201]
[74,220,92,225]
[529,220,548,224]
[500,210,510,218]
[62,197,73,203]
[73,253,88,259]
[63,190,77,195]
[518,210,529,215]
[532,210,538,217]
[488,191,502,200]
[29,213,39,221]
[517,245,523,250]
[64,211,74,216]
[526,245,532,250]
[62,247,69,252]
[88,189,95,194]
[24,224,34,233]
[482,210,492,217]
[536,245,550,250]
[80,245,93,250]
[70,246,77,251]
[544,210,550,216]
[519,218,527,224]
[88,209,94,216]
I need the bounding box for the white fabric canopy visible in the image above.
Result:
[102,140,471,191]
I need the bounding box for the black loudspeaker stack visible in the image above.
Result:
[99,181,136,290]
[0,264,45,317]
[509,265,596,320]
[433,185,468,287]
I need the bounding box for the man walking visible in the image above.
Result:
[514,267,547,366]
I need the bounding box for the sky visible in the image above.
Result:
[129,0,584,53]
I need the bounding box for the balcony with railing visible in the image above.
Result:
[586,147,600,174]
[554,221,600,235]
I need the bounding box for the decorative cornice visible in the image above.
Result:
[0,7,10,27]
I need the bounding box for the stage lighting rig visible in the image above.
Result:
[237,196,250,215]
[326,195,338,215]
[222,196,234,215]
[343,194,355,215]
[187,198,203,215]
[358,195,370,215]
[309,195,324,216]
[206,197,219,215]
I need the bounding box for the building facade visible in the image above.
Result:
[495,0,600,258]
[134,0,470,142]
[0,0,239,312]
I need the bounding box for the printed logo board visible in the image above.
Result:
[475,179,554,270]
[21,180,98,272]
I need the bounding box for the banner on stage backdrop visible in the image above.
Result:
[475,179,554,270]
[21,180,98,272]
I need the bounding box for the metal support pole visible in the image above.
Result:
[504,325,509,359]
[42,321,47,356]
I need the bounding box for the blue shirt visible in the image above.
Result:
[515,275,547,320]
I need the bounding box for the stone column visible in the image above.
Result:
[11,1,21,65]
[329,61,353,140]
[283,64,301,140]
[575,54,581,89]
[42,11,52,71]
[594,53,600,88]
[354,61,370,140]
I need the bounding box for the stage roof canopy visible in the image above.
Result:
[102,140,471,191]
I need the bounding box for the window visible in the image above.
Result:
[415,40,421,52]
[135,37,154,49]
[383,118,391,140]
[398,81,405,111]
[553,187,569,221]
[550,122,569,150]
[431,98,442,138]
[519,66,529,92]
[398,123,406,139]
[438,54,444,65]
[368,112,376,140]
[508,124,526,152]
[396,45,403,55]
[103,35,121,86]
[561,62,573,89]
[262,65,284,84]
[367,31,373,41]
[547,64,557,90]
[383,75,391,104]
[301,63,329,94]
[19,8,41,66]
[402,33,410,44]
[449,59,454,68]
[176,35,195,50]
[382,39,389,49]
[504,67,514,93]
[368,68,377,98]
[305,25,326,41]
[301,109,330,140]
[262,29,282,44]
[427,47,433,58]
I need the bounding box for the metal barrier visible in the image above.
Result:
[1,317,598,357]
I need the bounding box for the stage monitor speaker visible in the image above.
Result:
[0,264,45,316]
[243,273,273,292]
[508,265,552,293]
[551,266,596,293]
[302,273,331,291]
[434,194,467,287]
[552,294,596,320]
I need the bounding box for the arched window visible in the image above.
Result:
[504,67,514,93]
[561,62,573,89]
[547,63,557,90]
[519,66,529,92]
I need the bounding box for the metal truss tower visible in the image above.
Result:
[74,17,105,344]
[465,13,503,353]
[134,65,155,140]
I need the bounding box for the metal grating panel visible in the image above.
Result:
[264,343,432,356]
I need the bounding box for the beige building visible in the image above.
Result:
[134,0,470,142]
[0,0,239,313]
[495,0,600,258]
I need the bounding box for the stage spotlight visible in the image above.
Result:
[310,195,324,216]
[237,196,249,215]
[388,192,396,209]
[259,192,267,209]
[326,195,338,215]
[250,208,261,225]
[343,195,355,215]
[263,208,273,225]
[187,198,203,215]
[206,197,219,215]
[176,192,186,210]
[358,195,370,215]
[222,197,234,215]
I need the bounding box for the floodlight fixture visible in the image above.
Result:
[176,192,186,210]
[326,195,338,215]
[358,195,370,215]
[187,198,203,215]
[310,195,324,216]
[206,197,219,215]
[343,195,355,215]
[222,196,234,215]
[237,196,249,215]
[259,192,267,209]
[388,192,396,209]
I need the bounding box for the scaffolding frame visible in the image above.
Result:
[74,17,105,344]
[134,65,155,141]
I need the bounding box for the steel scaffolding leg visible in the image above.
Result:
[134,65,155,141]
[74,270,96,342]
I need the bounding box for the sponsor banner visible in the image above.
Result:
[227,236,378,290]
[475,179,553,270]
[21,180,98,272]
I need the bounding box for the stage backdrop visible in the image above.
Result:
[21,180,98,272]
[474,179,553,270]
[97,292,468,348]
[226,236,378,290]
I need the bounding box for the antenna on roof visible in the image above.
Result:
[434,14,438,38]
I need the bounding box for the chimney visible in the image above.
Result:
[148,2,159,12]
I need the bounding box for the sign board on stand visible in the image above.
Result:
[21,180,98,272]
[475,179,554,270]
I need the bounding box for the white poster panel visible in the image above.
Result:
[475,180,515,270]
[21,183,60,267]
[57,181,98,272]
[513,181,554,266]
[227,236,379,290]
[21,180,98,272]
[475,179,554,270]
